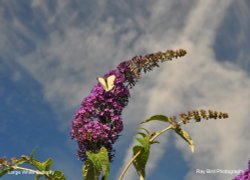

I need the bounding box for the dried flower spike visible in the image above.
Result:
[179,110,229,124]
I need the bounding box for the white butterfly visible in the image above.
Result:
[97,75,116,91]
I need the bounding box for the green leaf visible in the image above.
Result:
[137,132,147,138]
[150,141,160,145]
[31,158,53,171]
[31,159,45,171]
[132,145,150,179]
[47,170,66,180]
[82,160,99,180]
[86,147,110,180]
[134,137,150,152]
[15,158,28,165]
[34,174,43,180]
[43,158,53,171]
[0,169,9,177]
[141,115,170,124]
[132,135,151,179]
[29,147,38,159]
[174,127,195,153]
[138,128,150,135]
[20,155,29,161]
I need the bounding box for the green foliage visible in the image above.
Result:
[141,115,171,124]
[30,147,38,159]
[0,168,10,177]
[129,109,227,179]
[83,160,100,180]
[0,149,65,180]
[172,127,195,153]
[31,158,53,171]
[132,135,151,179]
[84,147,110,180]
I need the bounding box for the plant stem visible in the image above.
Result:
[118,149,141,180]
[94,167,99,180]
[149,125,174,142]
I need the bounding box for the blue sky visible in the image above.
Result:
[1,1,250,180]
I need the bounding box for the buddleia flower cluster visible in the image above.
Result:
[70,49,187,161]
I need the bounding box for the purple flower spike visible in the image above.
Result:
[70,49,186,161]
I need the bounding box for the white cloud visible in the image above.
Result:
[118,0,250,179]
[128,1,250,180]
[1,0,250,179]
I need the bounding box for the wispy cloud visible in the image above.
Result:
[1,0,249,179]
[119,0,250,179]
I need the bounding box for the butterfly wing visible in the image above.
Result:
[97,77,108,91]
[97,75,116,91]
[106,75,116,91]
